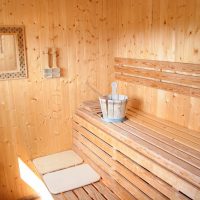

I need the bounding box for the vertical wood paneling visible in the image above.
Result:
[0,0,115,199]
[115,0,200,131]
[0,0,200,199]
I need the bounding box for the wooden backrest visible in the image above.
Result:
[114,57,200,98]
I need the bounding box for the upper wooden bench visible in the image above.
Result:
[73,101,200,200]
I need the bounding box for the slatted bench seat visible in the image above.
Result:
[72,100,200,200]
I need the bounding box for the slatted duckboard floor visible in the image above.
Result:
[52,152,134,200]
[52,126,135,200]
[53,180,121,200]
[53,143,135,200]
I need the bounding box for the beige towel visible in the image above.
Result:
[33,150,83,174]
[43,164,101,194]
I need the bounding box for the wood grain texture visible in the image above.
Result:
[0,0,115,199]
[114,60,200,93]
[74,109,200,199]
[73,102,200,199]
[1,0,200,199]
[115,0,200,131]
[115,57,200,75]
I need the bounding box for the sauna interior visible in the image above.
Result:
[1,0,200,200]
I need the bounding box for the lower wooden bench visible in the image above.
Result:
[72,101,200,200]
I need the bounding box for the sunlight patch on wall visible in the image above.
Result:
[18,157,53,200]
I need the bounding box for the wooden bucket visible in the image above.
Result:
[99,94,128,122]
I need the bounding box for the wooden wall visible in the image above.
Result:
[0,0,115,199]
[115,0,200,131]
[1,0,200,199]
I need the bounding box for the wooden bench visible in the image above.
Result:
[72,101,200,200]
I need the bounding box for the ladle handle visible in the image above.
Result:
[111,82,118,100]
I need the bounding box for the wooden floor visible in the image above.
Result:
[53,180,121,200]
[52,144,136,200]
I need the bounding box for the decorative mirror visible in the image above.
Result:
[0,26,27,80]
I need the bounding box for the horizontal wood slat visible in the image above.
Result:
[76,108,200,187]
[115,65,200,88]
[126,105,200,139]
[114,57,200,97]
[115,57,200,75]
[114,120,200,169]
[53,150,124,200]
[73,133,151,200]
[126,109,200,153]
[116,73,200,97]
[73,124,167,200]
[73,144,135,200]
[72,122,188,200]
[74,112,199,199]
[73,101,200,200]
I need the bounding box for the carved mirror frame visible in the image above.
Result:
[0,26,27,80]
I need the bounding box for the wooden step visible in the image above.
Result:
[72,101,200,200]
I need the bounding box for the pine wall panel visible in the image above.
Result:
[0,0,116,199]
[0,0,200,199]
[115,0,200,131]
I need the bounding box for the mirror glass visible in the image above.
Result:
[0,26,27,80]
[0,34,18,72]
